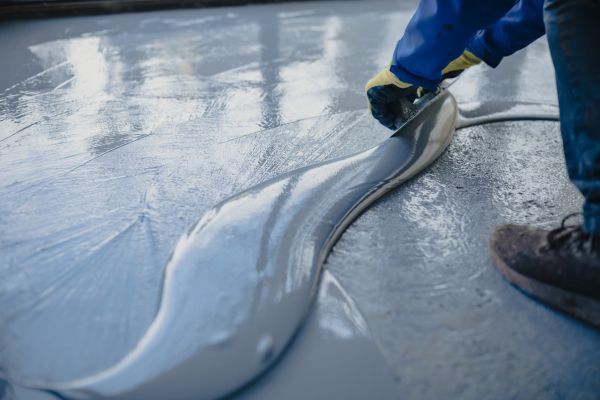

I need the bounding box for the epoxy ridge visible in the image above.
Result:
[29,91,457,400]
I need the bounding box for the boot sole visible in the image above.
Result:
[489,242,600,329]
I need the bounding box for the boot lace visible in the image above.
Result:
[546,213,600,255]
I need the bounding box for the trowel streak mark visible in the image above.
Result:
[229,111,367,189]
[33,92,455,400]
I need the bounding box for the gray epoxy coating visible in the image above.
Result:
[242,270,399,400]
[1,0,599,399]
[32,89,454,400]
[0,1,407,386]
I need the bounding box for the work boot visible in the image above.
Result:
[489,214,600,328]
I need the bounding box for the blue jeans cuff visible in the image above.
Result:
[583,203,600,235]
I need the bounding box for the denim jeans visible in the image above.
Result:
[544,0,600,234]
[392,0,600,234]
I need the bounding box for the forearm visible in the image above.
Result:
[392,0,517,89]
[467,0,545,67]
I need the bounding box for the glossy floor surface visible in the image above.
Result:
[1,1,599,399]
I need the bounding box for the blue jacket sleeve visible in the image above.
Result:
[468,0,545,68]
[391,0,517,89]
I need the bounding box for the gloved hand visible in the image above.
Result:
[365,66,417,130]
[366,50,481,130]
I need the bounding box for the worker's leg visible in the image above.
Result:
[488,0,600,328]
[467,0,546,68]
[545,0,600,234]
[391,0,517,90]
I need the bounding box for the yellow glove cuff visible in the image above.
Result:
[365,65,412,93]
[441,50,481,76]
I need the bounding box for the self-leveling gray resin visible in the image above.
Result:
[2,1,600,399]
[25,90,563,400]
[24,90,456,400]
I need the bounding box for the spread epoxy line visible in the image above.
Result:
[456,101,559,129]
[23,90,455,400]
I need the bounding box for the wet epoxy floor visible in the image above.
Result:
[0,0,599,399]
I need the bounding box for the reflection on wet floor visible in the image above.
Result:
[1,0,599,398]
[29,90,453,400]
[0,1,407,383]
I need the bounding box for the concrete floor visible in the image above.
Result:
[0,0,599,399]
